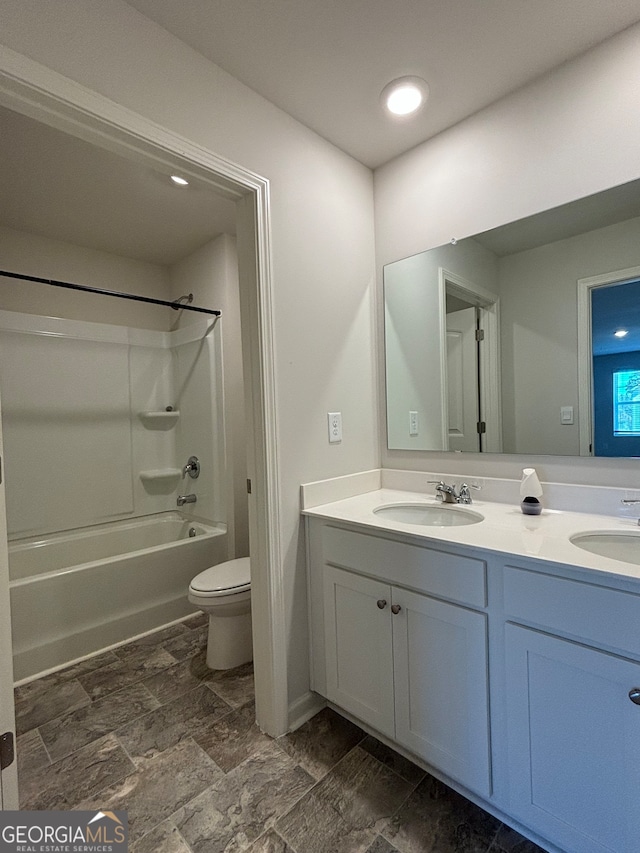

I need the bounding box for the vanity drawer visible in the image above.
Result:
[503,565,640,657]
[322,525,486,607]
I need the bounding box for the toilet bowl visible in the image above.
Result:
[188,556,252,670]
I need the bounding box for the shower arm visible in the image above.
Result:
[172,293,194,309]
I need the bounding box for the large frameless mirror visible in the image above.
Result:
[383,177,640,457]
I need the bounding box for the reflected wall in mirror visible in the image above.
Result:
[384,177,640,457]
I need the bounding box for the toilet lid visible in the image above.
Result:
[190,556,251,595]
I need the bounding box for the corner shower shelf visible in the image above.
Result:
[139,468,182,482]
[139,410,180,429]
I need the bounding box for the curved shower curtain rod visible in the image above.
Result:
[0,270,221,317]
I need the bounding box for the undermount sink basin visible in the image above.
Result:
[373,502,484,527]
[570,530,640,565]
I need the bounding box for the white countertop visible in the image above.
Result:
[303,488,640,585]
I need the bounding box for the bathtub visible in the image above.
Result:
[9,511,228,681]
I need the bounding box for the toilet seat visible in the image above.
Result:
[189,556,250,598]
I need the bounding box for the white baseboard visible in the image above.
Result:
[287,690,326,732]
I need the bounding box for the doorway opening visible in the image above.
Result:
[578,266,640,456]
[439,268,502,453]
[0,50,286,808]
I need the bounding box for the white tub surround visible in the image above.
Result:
[303,471,640,853]
[10,511,227,682]
[0,309,231,681]
[0,309,225,539]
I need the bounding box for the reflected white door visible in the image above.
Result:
[0,388,17,808]
[446,307,480,452]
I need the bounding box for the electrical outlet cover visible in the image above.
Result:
[328,412,342,443]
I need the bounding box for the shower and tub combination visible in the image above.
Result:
[0,286,245,683]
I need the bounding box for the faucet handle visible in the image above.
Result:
[428,480,446,501]
[458,482,481,504]
[621,498,640,525]
[183,456,200,479]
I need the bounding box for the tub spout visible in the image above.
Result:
[177,493,197,506]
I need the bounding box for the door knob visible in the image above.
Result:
[376,599,387,609]
[629,688,640,705]
[391,604,401,615]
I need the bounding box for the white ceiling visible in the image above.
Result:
[126,0,640,168]
[3,3,640,266]
[475,178,640,257]
[0,106,237,266]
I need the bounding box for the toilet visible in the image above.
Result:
[188,557,252,670]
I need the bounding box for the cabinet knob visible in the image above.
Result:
[391,604,402,615]
[629,688,640,705]
[376,599,387,609]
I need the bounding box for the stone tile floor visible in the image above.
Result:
[15,617,546,852]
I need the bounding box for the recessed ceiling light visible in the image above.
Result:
[381,77,429,117]
[170,175,189,187]
[614,329,629,338]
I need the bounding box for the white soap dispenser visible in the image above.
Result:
[520,467,543,515]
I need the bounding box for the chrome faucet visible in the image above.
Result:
[429,480,479,505]
[620,497,640,525]
[177,493,197,506]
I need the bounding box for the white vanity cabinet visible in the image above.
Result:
[304,492,640,853]
[322,565,395,738]
[311,521,491,798]
[501,564,640,853]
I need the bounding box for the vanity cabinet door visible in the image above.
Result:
[323,565,395,738]
[392,589,491,797]
[505,624,640,853]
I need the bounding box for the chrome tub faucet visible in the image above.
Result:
[177,493,197,506]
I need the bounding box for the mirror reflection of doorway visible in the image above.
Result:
[591,278,640,456]
[446,302,481,452]
[440,268,501,453]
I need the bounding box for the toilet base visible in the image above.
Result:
[206,608,253,670]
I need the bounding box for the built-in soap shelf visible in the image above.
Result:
[139,468,182,483]
[139,410,180,429]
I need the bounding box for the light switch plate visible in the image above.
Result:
[328,412,342,443]
[560,406,574,424]
[409,411,419,435]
